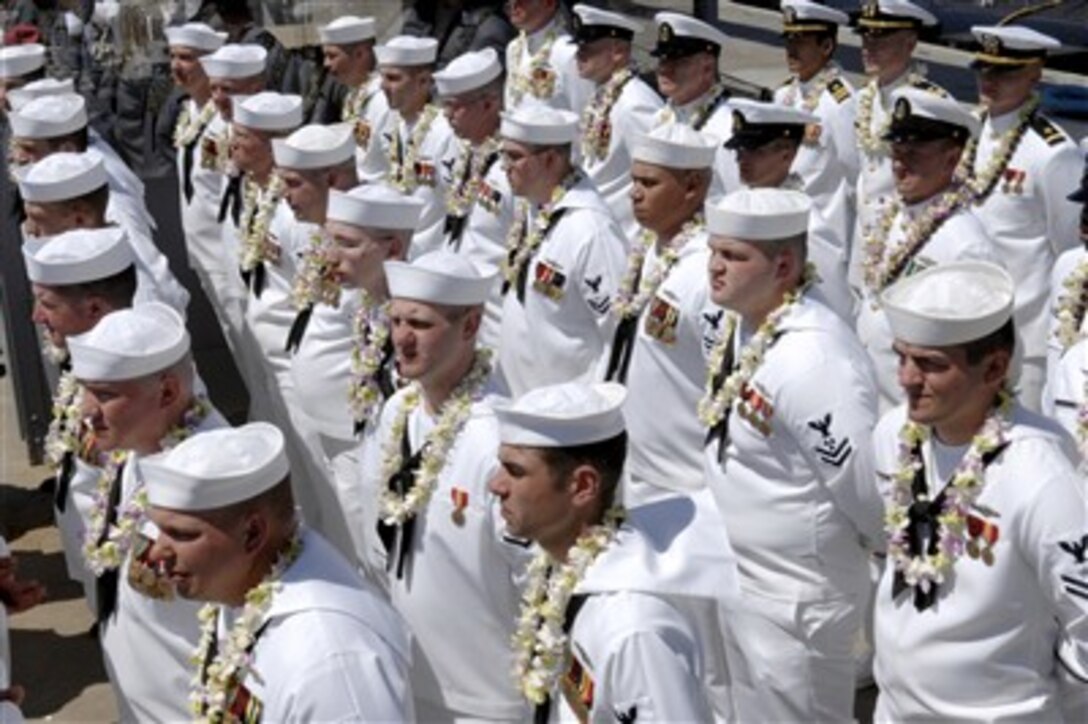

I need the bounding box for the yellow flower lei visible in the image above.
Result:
[291,229,342,310]
[44,370,85,469]
[855,71,926,156]
[508,29,559,107]
[779,62,843,114]
[612,215,704,320]
[445,136,500,218]
[580,66,634,164]
[501,170,583,289]
[1053,256,1088,352]
[174,100,217,149]
[349,291,392,428]
[389,104,440,194]
[957,96,1040,203]
[239,174,286,273]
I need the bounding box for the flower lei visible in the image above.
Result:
[83,397,212,576]
[342,78,376,125]
[42,337,69,365]
[445,136,500,218]
[512,507,625,705]
[861,185,969,295]
[957,96,1039,203]
[580,66,634,164]
[349,291,392,426]
[613,214,704,320]
[239,174,285,273]
[779,62,843,113]
[1054,258,1088,352]
[174,100,217,149]
[377,349,493,526]
[44,370,84,469]
[660,82,730,130]
[855,71,926,156]
[389,104,440,194]
[697,264,816,428]
[189,528,304,723]
[502,170,583,288]
[291,230,342,310]
[885,392,1012,596]
[508,29,559,107]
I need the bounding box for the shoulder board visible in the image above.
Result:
[1030,113,1068,146]
[827,78,851,104]
[909,78,948,97]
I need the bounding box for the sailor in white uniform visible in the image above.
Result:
[22,229,138,611]
[489,382,740,723]
[434,48,514,348]
[702,188,883,721]
[319,15,392,184]
[0,42,46,113]
[0,534,41,723]
[651,12,738,201]
[872,260,1088,721]
[142,423,414,722]
[854,88,998,411]
[17,151,188,312]
[497,107,626,396]
[376,36,456,258]
[850,0,947,292]
[356,251,530,721]
[67,304,228,722]
[504,0,594,116]
[570,5,663,243]
[965,25,1083,411]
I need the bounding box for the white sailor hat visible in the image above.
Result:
[7,77,73,111]
[632,123,716,169]
[433,48,502,97]
[164,22,227,52]
[885,87,978,143]
[272,123,355,170]
[141,422,289,511]
[725,98,818,149]
[651,12,728,58]
[781,0,849,34]
[23,227,135,286]
[233,92,304,132]
[707,188,811,240]
[9,93,87,139]
[327,184,424,231]
[500,107,579,145]
[199,44,267,80]
[571,5,642,45]
[68,302,191,382]
[882,261,1015,347]
[318,15,377,46]
[494,382,627,448]
[854,0,937,33]
[0,43,45,79]
[385,250,496,306]
[970,25,1059,68]
[375,36,438,67]
[18,150,107,203]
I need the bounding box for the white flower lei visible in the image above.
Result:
[389,104,440,194]
[291,229,342,310]
[1054,257,1088,352]
[511,507,624,705]
[42,337,69,365]
[342,78,376,124]
[502,170,583,288]
[189,528,304,723]
[885,392,1011,596]
[349,291,392,427]
[957,96,1040,203]
[855,70,926,156]
[445,136,500,218]
[83,397,212,577]
[174,100,217,149]
[44,370,84,469]
[779,62,843,113]
[508,29,559,107]
[377,349,493,526]
[613,214,704,320]
[861,185,968,295]
[697,264,816,428]
[239,174,286,273]
[580,66,634,164]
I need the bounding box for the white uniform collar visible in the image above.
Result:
[526,14,565,50]
[879,67,914,99]
[551,174,611,214]
[774,291,830,333]
[674,83,720,117]
[986,100,1031,133]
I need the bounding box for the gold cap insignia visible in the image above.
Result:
[862,1,880,18]
[732,109,746,130]
[981,33,1002,56]
[893,97,910,121]
[659,22,674,43]
[783,7,798,24]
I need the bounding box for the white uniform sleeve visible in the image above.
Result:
[1041,142,1084,258]
[575,216,627,370]
[280,648,413,722]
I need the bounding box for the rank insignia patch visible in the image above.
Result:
[532,260,567,301]
[1059,534,1088,564]
[644,296,680,345]
[738,385,773,436]
[807,412,852,467]
[414,160,437,186]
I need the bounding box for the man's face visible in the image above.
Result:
[891,138,960,204]
[278,167,328,223]
[975,64,1039,117]
[148,506,248,604]
[506,0,555,31]
[656,52,715,105]
[894,341,991,428]
[170,46,208,95]
[380,66,430,114]
[230,124,272,175]
[442,90,496,141]
[23,200,82,237]
[707,235,777,313]
[11,136,54,167]
[209,76,262,120]
[736,139,796,188]
[323,42,373,86]
[489,444,572,542]
[575,38,619,84]
[784,33,831,82]
[629,161,691,234]
[31,284,96,348]
[389,299,470,383]
[326,220,396,294]
[860,29,915,80]
[501,140,551,199]
[80,376,166,452]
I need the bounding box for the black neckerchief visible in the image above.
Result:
[532,591,589,724]
[376,423,426,580]
[95,460,127,625]
[604,261,646,383]
[218,174,243,225]
[501,208,569,304]
[446,150,499,252]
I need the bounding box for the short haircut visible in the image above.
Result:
[47,126,89,152]
[758,231,808,266]
[210,476,297,527]
[53,263,137,309]
[540,431,628,508]
[962,318,1016,366]
[70,183,110,216]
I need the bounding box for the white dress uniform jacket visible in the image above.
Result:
[504,16,594,116]
[100,408,228,723]
[970,105,1083,410]
[855,202,998,410]
[214,529,414,721]
[705,294,883,722]
[499,177,626,396]
[346,73,393,184]
[872,404,1088,721]
[581,73,662,243]
[656,88,738,202]
[1044,246,1087,390]
[175,102,231,293]
[56,454,104,613]
[356,377,531,720]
